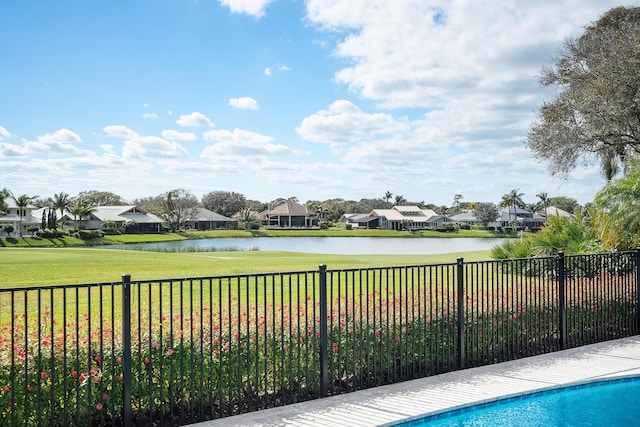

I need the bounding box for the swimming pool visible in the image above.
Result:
[395,376,640,426]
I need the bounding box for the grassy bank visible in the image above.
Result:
[0,247,492,287]
[0,228,512,248]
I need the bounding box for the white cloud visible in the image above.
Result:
[161,129,198,141]
[219,0,274,18]
[296,100,408,144]
[38,128,82,145]
[0,142,28,157]
[143,113,158,119]
[122,136,188,159]
[307,1,619,109]
[23,129,83,154]
[0,125,11,141]
[264,65,291,76]
[163,160,239,174]
[103,125,140,139]
[228,96,259,110]
[176,112,215,128]
[202,128,291,158]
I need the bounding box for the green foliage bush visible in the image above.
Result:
[37,229,65,238]
[76,229,105,240]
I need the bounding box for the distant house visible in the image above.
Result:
[498,207,546,229]
[0,201,39,236]
[260,201,318,228]
[61,205,165,233]
[340,213,379,229]
[543,206,573,218]
[449,211,483,228]
[185,208,237,230]
[368,206,450,231]
[452,206,554,230]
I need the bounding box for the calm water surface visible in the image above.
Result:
[102,237,506,255]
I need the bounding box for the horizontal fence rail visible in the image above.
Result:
[1,251,639,426]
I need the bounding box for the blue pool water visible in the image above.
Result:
[397,376,640,426]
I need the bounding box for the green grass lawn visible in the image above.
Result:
[0,247,492,287]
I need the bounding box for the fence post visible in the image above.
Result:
[318,265,329,397]
[456,258,465,370]
[122,274,132,427]
[557,253,567,350]
[636,249,640,335]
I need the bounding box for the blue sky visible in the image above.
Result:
[0,1,633,206]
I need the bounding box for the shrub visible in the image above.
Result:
[76,229,104,240]
[37,229,65,238]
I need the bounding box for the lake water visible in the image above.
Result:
[101,237,506,255]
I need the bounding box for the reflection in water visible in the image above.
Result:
[101,237,507,255]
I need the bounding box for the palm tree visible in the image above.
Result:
[52,192,71,219]
[536,192,550,216]
[594,162,640,249]
[237,207,258,231]
[500,189,525,228]
[384,191,393,208]
[68,199,96,231]
[394,194,407,206]
[12,193,38,237]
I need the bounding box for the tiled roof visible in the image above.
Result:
[267,201,315,216]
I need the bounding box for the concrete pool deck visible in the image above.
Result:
[194,336,640,426]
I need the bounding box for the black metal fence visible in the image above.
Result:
[1,251,638,426]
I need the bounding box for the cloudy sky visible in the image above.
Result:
[0,1,631,206]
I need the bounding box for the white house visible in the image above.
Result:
[369,206,450,231]
[59,206,165,233]
[0,201,39,236]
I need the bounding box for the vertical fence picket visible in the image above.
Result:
[121,274,132,427]
[318,264,328,397]
[557,253,567,350]
[456,258,465,370]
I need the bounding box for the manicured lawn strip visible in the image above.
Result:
[0,248,491,288]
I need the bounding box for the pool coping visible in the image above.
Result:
[191,336,640,427]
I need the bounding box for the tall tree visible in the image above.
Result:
[0,187,9,214]
[453,194,463,209]
[548,196,579,214]
[68,199,96,230]
[594,161,640,250]
[161,188,199,232]
[384,190,393,208]
[394,194,407,206]
[52,192,71,218]
[201,191,246,218]
[536,192,550,215]
[526,7,640,179]
[12,193,38,237]
[473,203,499,229]
[76,190,126,206]
[355,198,387,213]
[500,189,525,226]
